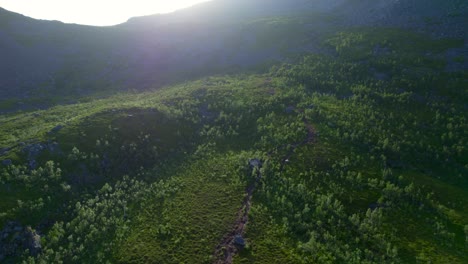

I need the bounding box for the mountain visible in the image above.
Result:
[0,1,467,263]
[1,0,466,112]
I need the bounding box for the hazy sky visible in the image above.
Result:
[0,0,211,26]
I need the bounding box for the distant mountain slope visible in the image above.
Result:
[334,0,467,39]
[0,0,466,112]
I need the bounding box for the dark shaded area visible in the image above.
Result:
[0,0,466,112]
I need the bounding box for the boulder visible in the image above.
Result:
[48,125,64,134]
[47,142,61,154]
[0,148,10,156]
[23,227,41,257]
[234,235,246,248]
[28,159,37,170]
[249,159,262,168]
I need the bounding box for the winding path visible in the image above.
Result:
[213,161,262,264]
[213,110,316,264]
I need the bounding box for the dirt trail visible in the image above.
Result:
[279,115,316,173]
[213,161,262,264]
[213,111,316,264]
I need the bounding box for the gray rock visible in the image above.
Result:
[249,159,262,168]
[234,235,246,247]
[0,148,10,156]
[28,159,37,170]
[47,142,61,154]
[21,141,62,169]
[2,159,12,166]
[23,143,46,159]
[49,125,64,134]
[23,227,41,257]
[0,221,26,259]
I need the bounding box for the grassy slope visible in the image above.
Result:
[115,153,250,263]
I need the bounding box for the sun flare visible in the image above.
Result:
[0,0,211,26]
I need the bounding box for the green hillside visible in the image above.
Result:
[1,23,467,263]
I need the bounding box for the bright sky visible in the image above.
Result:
[0,0,211,26]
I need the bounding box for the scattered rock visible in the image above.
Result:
[249,159,262,168]
[24,227,41,257]
[48,125,64,134]
[234,235,246,248]
[23,143,46,158]
[0,148,11,156]
[28,159,37,170]
[0,222,43,259]
[2,159,12,166]
[22,141,62,169]
[48,142,61,154]
[0,221,23,258]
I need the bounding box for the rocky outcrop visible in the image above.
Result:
[1,159,12,166]
[0,147,11,157]
[48,125,64,134]
[21,141,61,169]
[0,221,42,260]
[23,227,42,256]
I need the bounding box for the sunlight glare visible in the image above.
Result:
[0,0,212,26]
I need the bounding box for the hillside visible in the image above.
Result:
[1,0,466,112]
[0,0,467,263]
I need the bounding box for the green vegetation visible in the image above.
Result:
[0,27,467,263]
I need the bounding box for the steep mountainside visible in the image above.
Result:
[1,0,466,112]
